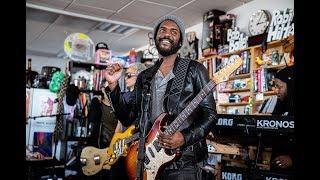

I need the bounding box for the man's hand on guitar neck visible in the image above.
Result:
[158,130,185,149]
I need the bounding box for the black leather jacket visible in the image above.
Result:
[110,57,217,163]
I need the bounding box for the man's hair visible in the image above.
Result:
[128,62,147,74]
[275,65,295,84]
[276,65,295,115]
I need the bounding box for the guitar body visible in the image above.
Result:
[81,146,111,176]
[80,125,137,176]
[107,125,136,165]
[125,113,180,180]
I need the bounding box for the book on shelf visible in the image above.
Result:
[253,68,277,93]
[258,95,277,114]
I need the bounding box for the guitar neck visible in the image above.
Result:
[165,80,216,135]
[124,133,140,144]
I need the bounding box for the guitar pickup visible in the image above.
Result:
[153,140,161,152]
[93,154,101,165]
[144,154,150,165]
[148,147,155,158]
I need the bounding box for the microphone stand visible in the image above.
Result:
[136,82,152,180]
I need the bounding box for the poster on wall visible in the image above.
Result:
[33,132,53,157]
[26,88,61,159]
[26,88,32,145]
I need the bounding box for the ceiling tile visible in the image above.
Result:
[26,20,51,44]
[141,0,192,8]
[110,0,175,25]
[28,24,95,54]
[171,9,204,28]
[66,3,115,19]
[88,30,124,45]
[182,0,243,14]
[27,0,73,9]
[26,50,58,58]
[109,29,151,55]
[75,0,133,12]
[54,15,100,31]
[26,8,60,23]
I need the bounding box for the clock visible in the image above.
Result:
[248,10,270,36]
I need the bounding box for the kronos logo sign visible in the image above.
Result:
[256,119,294,129]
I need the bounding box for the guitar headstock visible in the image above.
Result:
[212,57,243,84]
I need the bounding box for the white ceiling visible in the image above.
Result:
[26,0,252,58]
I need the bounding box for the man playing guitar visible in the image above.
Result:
[105,15,217,180]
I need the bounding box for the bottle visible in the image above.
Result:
[26,58,32,87]
[272,50,279,65]
[89,66,95,91]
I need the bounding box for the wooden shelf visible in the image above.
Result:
[198,36,294,62]
[255,64,286,70]
[256,163,270,169]
[254,100,264,104]
[69,60,108,73]
[218,102,249,106]
[263,91,277,96]
[253,91,277,96]
[219,88,250,93]
[197,55,218,62]
[222,156,246,164]
[66,137,90,141]
[252,112,272,116]
[80,90,103,95]
[219,46,252,57]
[228,73,251,81]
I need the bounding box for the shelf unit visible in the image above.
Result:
[227,73,251,81]
[218,102,249,106]
[200,35,294,115]
[253,91,277,96]
[219,88,250,93]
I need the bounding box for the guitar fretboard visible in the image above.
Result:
[124,133,140,144]
[165,80,216,135]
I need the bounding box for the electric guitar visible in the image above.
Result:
[80,125,140,176]
[125,58,243,180]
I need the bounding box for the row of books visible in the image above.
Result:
[253,68,276,92]
[258,95,277,114]
[201,51,251,79]
[216,50,251,75]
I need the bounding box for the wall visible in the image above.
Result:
[186,22,204,58]
[227,0,294,35]
[184,0,294,58]
[26,55,70,73]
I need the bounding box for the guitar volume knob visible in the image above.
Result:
[80,158,87,165]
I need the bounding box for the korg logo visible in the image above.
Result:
[222,172,242,180]
[265,177,287,180]
[217,118,233,126]
[257,120,294,129]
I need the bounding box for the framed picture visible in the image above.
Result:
[33,132,53,158]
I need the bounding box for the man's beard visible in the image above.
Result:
[155,37,181,57]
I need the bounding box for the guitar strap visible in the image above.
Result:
[53,74,70,142]
[166,58,191,115]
